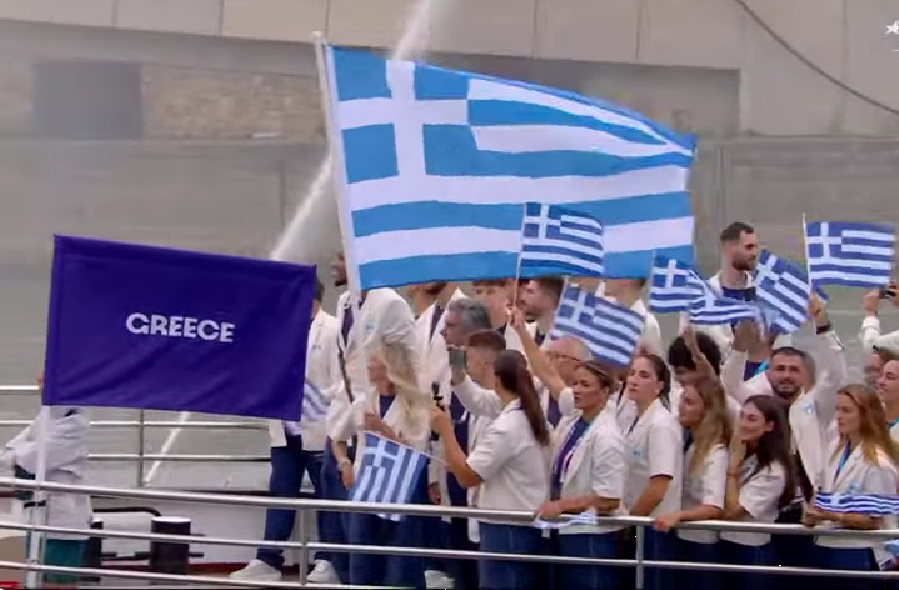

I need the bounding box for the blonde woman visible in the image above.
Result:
[804,385,899,590]
[335,343,431,588]
[654,328,732,589]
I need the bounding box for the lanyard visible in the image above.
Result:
[556,419,588,481]
[834,442,852,481]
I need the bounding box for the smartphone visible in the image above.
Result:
[880,287,897,300]
[448,346,467,369]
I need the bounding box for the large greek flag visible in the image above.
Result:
[324,46,696,291]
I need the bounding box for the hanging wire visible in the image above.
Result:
[733,0,899,118]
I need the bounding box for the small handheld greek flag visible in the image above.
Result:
[350,431,428,521]
[688,295,759,326]
[648,255,706,313]
[519,203,604,277]
[301,380,330,422]
[753,250,814,334]
[551,285,645,367]
[533,510,599,530]
[815,491,899,515]
[805,221,895,288]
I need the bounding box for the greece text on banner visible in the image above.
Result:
[324,46,696,291]
[42,236,317,420]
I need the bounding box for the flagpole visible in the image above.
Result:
[801,212,813,304]
[312,32,373,413]
[312,32,360,303]
[511,203,527,310]
[24,406,49,590]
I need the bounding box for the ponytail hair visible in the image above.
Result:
[493,350,550,446]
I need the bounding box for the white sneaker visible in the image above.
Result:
[425,569,455,589]
[306,559,339,583]
[229,559,282,581]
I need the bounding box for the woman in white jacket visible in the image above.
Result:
[537,360,625,590]
[622,353,682,590]
[803,384,899,589]
[340,343,431,588]
[720,394,794,590]
[654,329,731,590]
[431,350,550,590]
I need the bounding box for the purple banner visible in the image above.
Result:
[43,236,316,420]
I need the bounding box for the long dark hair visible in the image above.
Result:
[743,394,796,508]
[494,350,550,446]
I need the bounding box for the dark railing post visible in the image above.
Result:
[149,516,191,575]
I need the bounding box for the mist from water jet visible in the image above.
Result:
[270,0,450,265]
[145,0,450,487]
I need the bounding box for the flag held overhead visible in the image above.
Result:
[43,236,317,421]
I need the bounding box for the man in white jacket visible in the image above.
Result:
[859,286,899,387]
[3,372,90,588]
[231,278,342,583]
[432,298,495,590]
[684,221,759,358]
[413,282,464,590]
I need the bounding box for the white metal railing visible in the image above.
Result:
[0,385,270,488]
[3,475,899,588]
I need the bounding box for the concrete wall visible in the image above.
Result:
[1,137,898,383]
[0,19,738,140]
[0,0,896,136]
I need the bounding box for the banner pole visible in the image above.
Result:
[511,203,527,311]
[801,212,813,304]
[24,406,49,589]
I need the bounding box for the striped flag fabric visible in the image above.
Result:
[815,492,899,516]
[519,203,604,277]
[805,221,895,288]
[551,285,645,367]
[533,510,599,530]
[648,255,707,313]
[349,431,429,521]
[688,294,759,326]
[301,380,330,422]
[753,250,827,334]
[324,46,696,291]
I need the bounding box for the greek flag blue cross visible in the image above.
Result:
[326,46,696,291]
[333,55,468,183]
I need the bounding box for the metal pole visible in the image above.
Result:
[297,508,309,586]
[137,410,146,487]
[635,525,645,589]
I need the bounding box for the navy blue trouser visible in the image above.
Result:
[554,531,620,590]
[256,435,324,570]
[719,539,776,590]
[319,438,354,582]
[478,523,545,589]
[811,545,880,590]
[346,464,429,589]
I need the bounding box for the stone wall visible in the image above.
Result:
[141,65,324,140]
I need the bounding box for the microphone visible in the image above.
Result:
[430,382,441,441]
